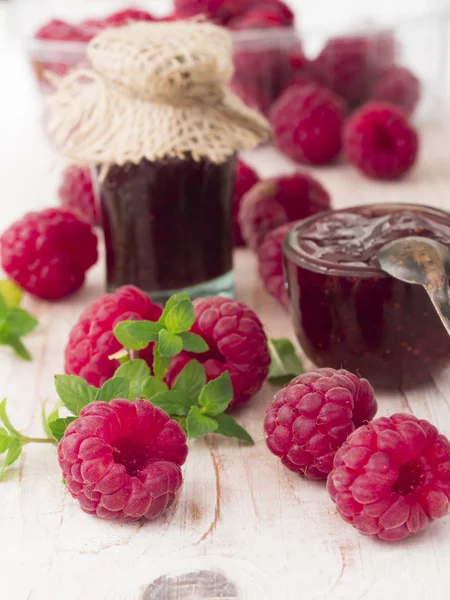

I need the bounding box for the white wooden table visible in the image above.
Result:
[1,6,450,600]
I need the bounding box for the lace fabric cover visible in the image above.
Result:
[48,21,271,169]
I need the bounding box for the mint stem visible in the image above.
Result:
[129,350,137,360]
[21,436,56,445]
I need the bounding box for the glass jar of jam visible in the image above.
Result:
[283,204,450,387]
[49,21,271,301]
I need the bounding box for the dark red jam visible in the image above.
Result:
[283,204,450,388]
[99,154,236,300]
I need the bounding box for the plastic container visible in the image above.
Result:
[13,2,450,122]
[283,203,450,388]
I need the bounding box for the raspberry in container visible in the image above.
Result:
[47,20,270,301]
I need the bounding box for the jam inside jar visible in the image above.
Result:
[283,203,450,388]
[98,154,236,302]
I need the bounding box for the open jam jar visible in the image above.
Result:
[98,154,236,301]
[283,204,450,387]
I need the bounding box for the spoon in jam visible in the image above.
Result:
[377,236,450,336]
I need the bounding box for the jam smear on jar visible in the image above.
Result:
[283,204,450,388]
[100,154,236,299]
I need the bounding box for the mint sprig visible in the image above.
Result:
[0,398,55,478]
[268,338,304,385]
[0,281,38,361]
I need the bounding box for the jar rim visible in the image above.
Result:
[282,202,450,278]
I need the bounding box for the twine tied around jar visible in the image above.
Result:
[48,21,271,172]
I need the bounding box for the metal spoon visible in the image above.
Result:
[377,236,450,336]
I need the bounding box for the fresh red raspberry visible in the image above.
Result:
[0,208,98,300]
[257,223,294,308]
[343,101,419,180]
[371,66,421,116]
[229,4,291,29]
[264,368,377,480]
[166,297,270,409]
[58,399,188,521]
[58,165,100,226]
[34,19,91,42]
[239,172,331,250]
[312,32,396,107]
[174,0,234,24]
[64,285,162,387]
[237,0,294,26]
[232,42,305,115]
[233,160,260,247]
[327,413,450,541]
[104,8,155,27]
[270,83,347,165]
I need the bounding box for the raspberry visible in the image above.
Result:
[58,399,188,521]
[233,160,260,247]
[166,297,270,409]
[270,83,347,165]
[58,165,100,226]
[174,0,235,24]
[34,19,91,42]
[312,32,396,107]
[343,101,419,180]
[229,4,291,29]
[64,285,162,387]
[239,172,331,250]
[0,208,98,300]
[104,8,155,27]
[264,368,377,480]
[327,413,450,541]
[257,223,293,307]
[371,66,421,116]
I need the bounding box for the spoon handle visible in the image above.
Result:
[425,283,450,336]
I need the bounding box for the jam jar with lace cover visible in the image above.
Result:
[283,203,450,388]
[49,21,270,301]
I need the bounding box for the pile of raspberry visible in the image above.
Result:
[264,367,450,541]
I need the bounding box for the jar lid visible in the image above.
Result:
[48,21,271,169]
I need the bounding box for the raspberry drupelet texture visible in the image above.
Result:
[58,399,188,521]
[257,222,294,308]
[327,414,450,541]
[371,66,421,116]
[343,101,419,180]
[0,208,98,300]
[239,172,331,250]
[166,297,270,409]
[264,368,377,480]
[65,286,162,387]
[233,160,260,247]
[270,83,347,165]
[58,165,100,226]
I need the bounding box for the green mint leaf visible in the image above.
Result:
[0,399,21,436]
[179,332,209,353]
[0,281,22,308]
[4,308,38,337]
[114,321,149,351]
[0,437,22,478]
[95,377,129,402]
[173,359,206,401]
[49,417,77,442]
[165,299,195,334]
[125,321,162,344]
[158,329,183,358]
[41,401,61,441]
[54,375,97,415]
[151,390,194,416]
[198,371,233,416]
[153,346,171,379]
[0,428,11,453]
[0,293,6,316]
[173,415,187,433]
[142,376,169,399]
[214,413,254,444]
[159,293,191,325]
[114,359,151,399]
[186,406,218,438]
[268,338,304,384]
[0,333,32,361]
